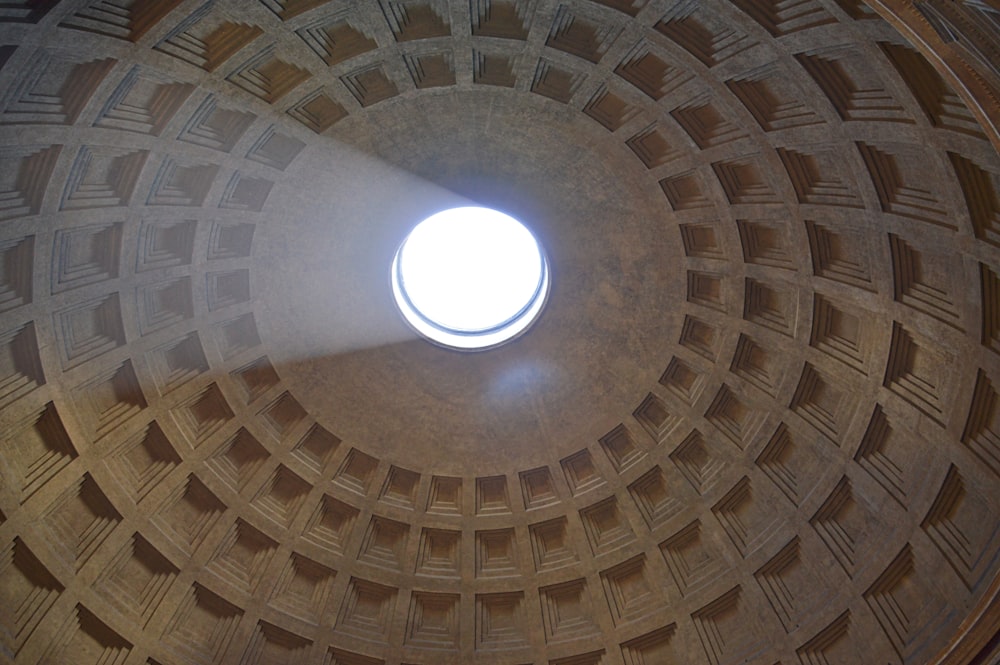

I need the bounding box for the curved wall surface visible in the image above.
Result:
[0,1,998,664]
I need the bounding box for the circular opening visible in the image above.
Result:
[391,206,550,350]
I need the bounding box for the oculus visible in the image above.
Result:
[391,206,549,350]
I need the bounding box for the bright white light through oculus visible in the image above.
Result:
[391,207,549,350]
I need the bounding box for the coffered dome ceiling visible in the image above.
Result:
[0,1,998,664]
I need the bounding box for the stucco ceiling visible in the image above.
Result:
[0,1,998,664]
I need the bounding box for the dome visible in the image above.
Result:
[0,1,998,664]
